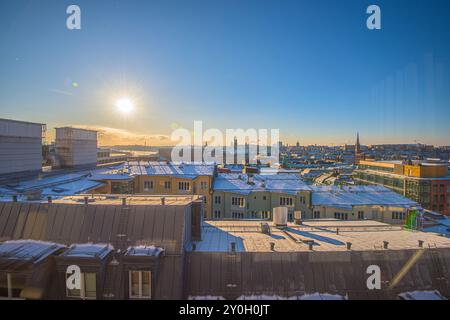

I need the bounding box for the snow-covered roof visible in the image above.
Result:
[127,161,215,178]
[125,245,164,257]
[398,290,447,300]
[311,186,418,210]
[61,243,113,259]
[213,173,310,195]
[0,240,65,264]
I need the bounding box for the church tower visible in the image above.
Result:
[354,132,364,165]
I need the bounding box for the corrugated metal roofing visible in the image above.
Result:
[125,245,164,257]
[0,201,190,255]
[0,240,64,263]
[62,243,113,259]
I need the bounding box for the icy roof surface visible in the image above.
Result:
[127,161,215,178]
[62,243,113,259]
[311,185,418,210]
[192,220,450,252]
[398,290,447,300]
[125,245,164,257]
[213,173,310,195]
[0,240,65,263]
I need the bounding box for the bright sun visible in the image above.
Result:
[115,98,134,114]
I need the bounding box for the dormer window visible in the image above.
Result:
[129,271,151,299]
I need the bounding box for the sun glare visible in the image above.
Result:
[115,98,134,114]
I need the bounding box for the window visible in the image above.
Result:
[214,210,221,219]
[261,211,270,219]
[279,197,293,206]
[299,196,306,204]
[0,273,27,299]
[214,195,221,204]
[232,212,244,219]
[129,271,151,299]
[439,184,445,193]
[164,181,171,189]
[334,212,348,220]
[313,211,320,219]
[357,211,364,220]
[144,181,153,191]
[178,181,190,191]
[392,211,406,220]
[200,181,208,190]
[263,196,267,201]
[231,197,244,207]
[66,272,96,300]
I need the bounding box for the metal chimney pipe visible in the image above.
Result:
[122,197,127,206]
[161,197,165,205]
[418,240,424,248]
[336,228,340,235]
[192,243,197,251]
[270,242,275,251]
[346,242,352,250]
[308,241,313,251]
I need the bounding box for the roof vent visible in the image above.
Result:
[270,242,275,251]
[161,197,165,205]
[346,242,352,250]
[122,198,127,206]
[383,241,389,249]
[12,195,18,203]
[294,211,302,225]
[273,207,288,228]
[84,196,89,205]
[230,242,236,253]
[418,240,424,248]
[192,243,197,251]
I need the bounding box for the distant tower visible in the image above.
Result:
[234,136,238,165]
[354,132,364,164]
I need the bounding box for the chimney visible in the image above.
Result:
[336,228,340,235]
[122,197,127,206]
[12,195,18,203]
[84,196,89,205]
[47,196,52,204]
[383,241,389,249]
[230,242,236,252]
[418,240,424,248]
[270,242,275,251]
[346,242,352,250]
[161,197,165,205]
[307,241,314,251]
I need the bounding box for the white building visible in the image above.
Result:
[55,127,97,168]
[0,118,44,177]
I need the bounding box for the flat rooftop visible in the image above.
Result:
[53,194,203,206]
[193,220,450,253]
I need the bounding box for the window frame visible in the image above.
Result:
[129,270,152,299]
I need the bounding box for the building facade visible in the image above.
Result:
[354,160,450,216]
[0,118,44,179]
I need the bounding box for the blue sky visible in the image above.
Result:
[0,0,449,146]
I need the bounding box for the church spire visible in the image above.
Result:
[355,132,361,154]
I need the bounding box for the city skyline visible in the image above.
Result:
[1,0,450,146]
